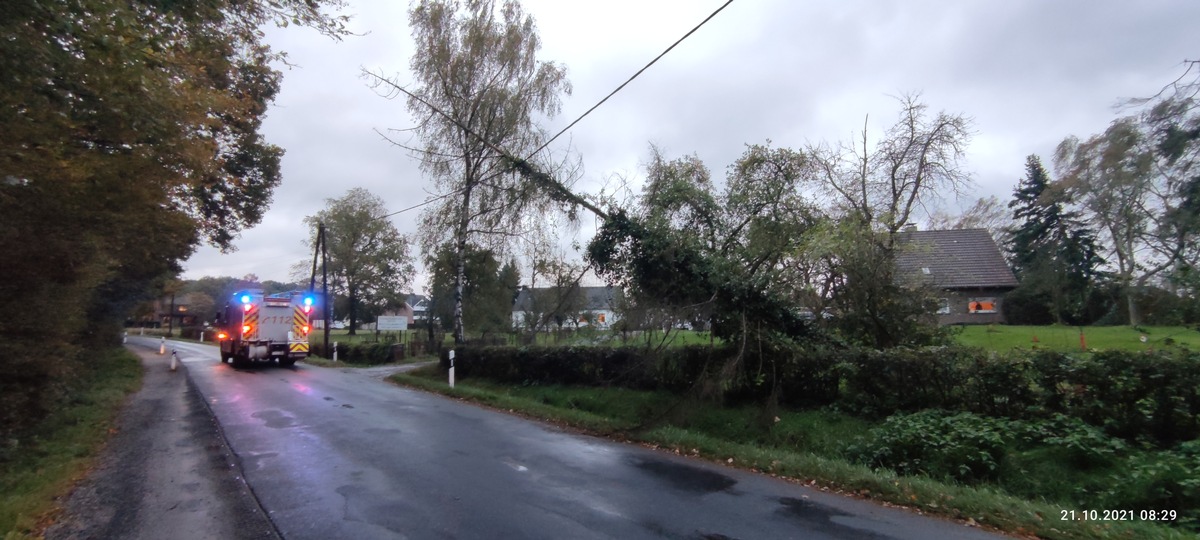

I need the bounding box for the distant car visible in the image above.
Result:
[332,321,347,329]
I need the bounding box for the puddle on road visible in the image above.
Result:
[776,497,891,539]
[630,457,737,494]
[251,409,297,429]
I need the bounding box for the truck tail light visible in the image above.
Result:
[217,331,228,340]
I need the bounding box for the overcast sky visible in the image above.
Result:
[182,0,1200,292]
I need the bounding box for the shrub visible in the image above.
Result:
[839,346,975,417]
[312,342,397,365]
[1033,349,1200,445]
[849,410,1009,484]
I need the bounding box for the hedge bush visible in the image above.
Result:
[311,342,398,365]
[436,343,1200,445]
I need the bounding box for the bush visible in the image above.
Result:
[311,342,398,365]
[1033,349,1200,445]
[838,346,975,417]
[850,410,1009,484]
[1096,446,1200,531]
[439,343,1200,446]
[439,345,654,387]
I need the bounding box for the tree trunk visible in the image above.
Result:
[1126,287,1142,326]
[453,183,474,345]
[348,288,358,335]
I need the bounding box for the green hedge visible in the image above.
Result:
[310,342,398,365]
[438,344,1200,446]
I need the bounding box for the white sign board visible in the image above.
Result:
[377,316,408,331]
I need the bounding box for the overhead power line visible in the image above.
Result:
[374,0,737,220]
[529,0,736,157]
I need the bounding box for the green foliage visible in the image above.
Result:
[1,349,141,537]
[851,410,1009,484]
[428,244,520,335]
[448,341,1200,447]
[310,341,398,365]
[1006,155,1106,325]
[303,188,415,334]
[1038,349,1200,445]
[0,0,347,438]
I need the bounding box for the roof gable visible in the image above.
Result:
[895,229,1018,289]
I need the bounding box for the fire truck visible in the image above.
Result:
[216,289,314,367]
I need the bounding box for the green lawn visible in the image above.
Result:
[954,324,1200,353]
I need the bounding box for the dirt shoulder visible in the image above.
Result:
[45,347,278,540]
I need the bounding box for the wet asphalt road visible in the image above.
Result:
[128,337,1008,540]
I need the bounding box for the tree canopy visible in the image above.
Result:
[370,0,571,343]
[303,188,415,334]
[0,0,347,439]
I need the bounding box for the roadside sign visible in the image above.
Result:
[377,316,408,331]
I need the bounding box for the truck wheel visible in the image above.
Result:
[220,352,230,364]
[231,355,247,369]
[279,358,296,368]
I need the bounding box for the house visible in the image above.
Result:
[405,294,431,322]
[156,292,206,327]
[512,286,621,331]
[894,228,1018,325]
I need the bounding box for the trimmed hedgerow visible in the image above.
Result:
[311,342,398,365]
[437,344,1200,445]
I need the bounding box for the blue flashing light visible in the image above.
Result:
[240,294,251,304]
[303,296,314,307]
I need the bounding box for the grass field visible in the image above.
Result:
[954,324,1200,352]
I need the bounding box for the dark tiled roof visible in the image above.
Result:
[895,229,1018,289]
[513,286,620,311]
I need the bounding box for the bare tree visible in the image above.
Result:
[365,0,570,343]
[807,94,974,241]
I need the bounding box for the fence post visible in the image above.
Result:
[333,341,338,362]
[159,337,166,355]
[170,350,178,371]
[448,349,455,388]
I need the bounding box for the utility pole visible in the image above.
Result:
[308,221,331,359]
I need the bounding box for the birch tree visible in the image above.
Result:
[369,0,569,343]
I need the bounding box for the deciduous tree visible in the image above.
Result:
[368,0,570,343]
[304,189,414,335]
[0,0,347,439]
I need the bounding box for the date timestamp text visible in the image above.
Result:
[1060,509,1177,521]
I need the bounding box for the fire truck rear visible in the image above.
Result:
[216,289,314,367]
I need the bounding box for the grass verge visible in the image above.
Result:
[0,348,143,538]
[390,365,1195,540]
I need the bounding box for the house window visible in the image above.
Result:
[936,298,950,314]
[968,298,997,314]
